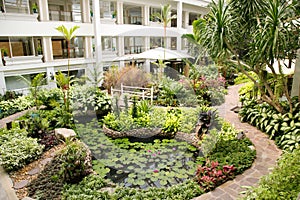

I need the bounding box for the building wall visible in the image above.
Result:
[0,0,210,94]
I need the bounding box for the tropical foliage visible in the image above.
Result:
[190,0,300,113]
[239,98,300,152]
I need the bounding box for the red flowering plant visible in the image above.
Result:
[195,160,236,192]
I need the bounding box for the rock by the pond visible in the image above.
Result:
[14,180,29,189]
[55,128,76,140]
[27,167,40,175]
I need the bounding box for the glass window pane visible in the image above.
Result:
[10,37,33,56]
[5,0,28,13]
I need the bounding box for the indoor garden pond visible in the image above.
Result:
[77,121,199,189]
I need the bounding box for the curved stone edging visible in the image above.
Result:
[193,84,282,200]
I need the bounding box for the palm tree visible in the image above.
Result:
[55,25,79,113]
[55,25,80,78]
[152,4,177,59]
[195,0,299,113]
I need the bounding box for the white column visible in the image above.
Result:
[144,36,150,51]
[177,36,182,51]
[166,37,171,49]
[81,0,91,23]
[117,36,124,56]
[177,1,182,29]
[93,0,103,68]
[183,11,189,28]
[0,72,6,95]
[144,59,150,72]
[143,5,149,26]
[84,37,93,58]
[116,1,123,24]
[38,0,49,21]
[42,37,53,62]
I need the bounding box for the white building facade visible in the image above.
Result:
[0,0,210,94]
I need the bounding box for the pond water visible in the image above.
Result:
[77,122,200,189]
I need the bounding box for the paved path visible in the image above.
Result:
[194,84,282,200]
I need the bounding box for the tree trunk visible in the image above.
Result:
[291,49,300,99]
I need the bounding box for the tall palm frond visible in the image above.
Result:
[152,4,177,59]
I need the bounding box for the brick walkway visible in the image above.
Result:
[194,84,282,200]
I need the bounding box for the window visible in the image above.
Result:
[4,0,29,14]
[48,0,82,22]
[102,37,117,51]
[150,7,160,22]
[150,37,164,49]
[10,37,33,56]
[124,37,143,54]
[0,37,10,57]
[100,1,115,18]
[52,37,84,59]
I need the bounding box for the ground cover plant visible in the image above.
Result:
[0,95,33,119]
[239,98,300,152]
[0,128,44,171]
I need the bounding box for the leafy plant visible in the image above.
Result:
[162,108,181,135]
[195,160,236,192]
[58,140,93,183]
[26,111,49,138]
[62,174,112,200]
[0,128,44,171]
[239,99,300,152]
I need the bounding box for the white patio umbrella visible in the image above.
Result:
[134,47,193,60]
[112,54,140,61]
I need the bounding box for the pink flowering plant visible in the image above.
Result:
[195,160,236,192]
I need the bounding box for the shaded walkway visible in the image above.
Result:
[194,84,282,200]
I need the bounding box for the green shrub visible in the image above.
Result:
[243,147,300,200]
[58,140,93,183]
[208,138,256,174]
[234,72,258,85]
[0,128,44,171]
[62,174,111,200]
[62,175,203,200]
[0,95,33,119]
[162,108,182,135]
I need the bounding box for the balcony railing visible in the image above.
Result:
[49,9,82,22]
[125,16,143,25]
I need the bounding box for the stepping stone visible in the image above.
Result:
[40,157,52,165]
[14,180,29,189]
[27,167,40,175]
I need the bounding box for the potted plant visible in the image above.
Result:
[32,3,38,13]
[1,48,8,57]
[112,11,117,19]
[37,45,42,55]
